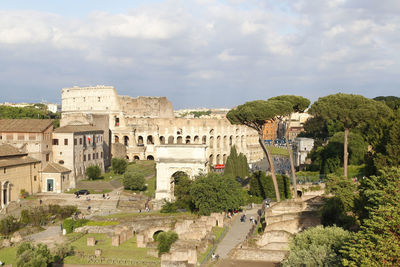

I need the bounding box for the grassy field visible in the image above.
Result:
[64,233,159,264]
[0,246,17,266]
[104,161,156,181]
[269,146,289,156]
[101,211,196,220]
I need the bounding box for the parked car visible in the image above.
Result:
[75,189,90,196]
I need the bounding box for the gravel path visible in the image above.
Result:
[26,226,64,248]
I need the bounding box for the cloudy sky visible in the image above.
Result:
[1,0,399,109]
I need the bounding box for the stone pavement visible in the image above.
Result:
[215,207,259,259]
[25,225,64,248]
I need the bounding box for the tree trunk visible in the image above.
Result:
[285,114,297,199]
[258,133,281,202]
[344,128,349,178]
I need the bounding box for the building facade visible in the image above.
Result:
[0,119,54,167]
[52,125,105,186]
[293,137,314,167]
[0,144,41,208]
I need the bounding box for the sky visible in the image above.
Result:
[0,0,400,109]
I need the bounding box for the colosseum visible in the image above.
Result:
[60,85,264,168]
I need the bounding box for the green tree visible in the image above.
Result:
[85,165,101,180]
[156,231,179,256]
[190,173,245,215]
[341,168,400,266]
[224,146,249,178]
[173,173,194,211]
[227,100,292,202]
[249,171,291,201]
[16,242,53,267]
[123,172,146,191]
[269,95,310,198]
[283,226,353,267]
[374,96,400,110]
[111,158,128,174]
[310,93,391,177]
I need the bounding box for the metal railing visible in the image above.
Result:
[199,225,229,266]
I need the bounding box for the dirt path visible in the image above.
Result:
[25,225,64,248]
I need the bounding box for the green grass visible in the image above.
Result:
[84,221,120,227]
[65,188,112,194]
[144,175,156,197]
[334,164,365,178]
[0,246,17,266]
[64,233,159,264]
[212,227,224,240]
[101,211,196,220]
[269,146,289,156]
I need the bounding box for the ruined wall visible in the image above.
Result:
[120,96,174,118]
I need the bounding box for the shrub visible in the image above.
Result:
[321,197,356,230]
[16,242,52,267]
[0,216,20,236]
[156,231,178,256]
[123,172,146,191]
[111,158,128,174]
[52,244,74,264]
[85,165,101,180]
[160,201,178,213]
[249,171,291,201]
[62,218,89,234]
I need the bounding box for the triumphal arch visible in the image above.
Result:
[155,145,207,201]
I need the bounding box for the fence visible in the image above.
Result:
[199,225,229,266]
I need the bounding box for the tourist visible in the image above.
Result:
[102,193,105,199]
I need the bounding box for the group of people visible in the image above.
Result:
[102,193,111,199]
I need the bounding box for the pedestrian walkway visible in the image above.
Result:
[26,225,64,248]
[215,208,259,259]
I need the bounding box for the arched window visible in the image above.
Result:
[194,136,199,144]
[138,136,143,146]
[168,136,174,144]
[147,155,154,160]
[210,136,214,148]
[159,136,165,144]
[229,136,233,147]
[185,136,191,144]
[177,136,183,144]
[147,135,154,144]
[124,136,129,146]
[209,154,214,165]
[202,136,207,145]
[217,136,221,149]
[216,154,221,164]
[209,129,214,135]
[114,135,119,143]
[134,155,140,160]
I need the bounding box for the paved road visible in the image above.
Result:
[26,225,64,248]
[215,208,259,259]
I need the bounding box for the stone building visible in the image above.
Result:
[40,162,71,193]
[263,120,278,141]
[0,119,54,167]
[293,137,314,167]
[52,125,105,187]
[60,85,263,166]
[0,144,41,208]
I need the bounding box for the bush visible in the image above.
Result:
[16,242,52,267]
[160,201,178,213]
[111,158,128,174]
[156,231,178,256]
[321,197,356,230]
[85,165,101,180]
[20,205,77,226]
[62,218,89,234]
[283,226,353,267]
[123,172,146,191]
[0,216,21,236]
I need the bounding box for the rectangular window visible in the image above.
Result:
[96,152,98,159]
[53,139,59,145]
[46,154,49,162]
[64,139,68,145]
[3,168,6,174]
[88,154,91,160]
[29,133,36,140]
[93,153,95,159]
[6,134,13,140]
[74,138,77,145]
[18,134,25,140]
[34,176,37,181]
[101,152,103,158]
[79,138,82,145]
[83,155,86,161]
[34,163,36,169]
[0,134,2,140]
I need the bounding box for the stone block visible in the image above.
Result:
[87,237,96,246]
[136,234,145,248]
[95,249,102,257]
[112,235,120,246]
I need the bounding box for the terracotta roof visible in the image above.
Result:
[0,119,53,133]
[41,162,71,173]
[54,124,103,133]
[0,144,26,157]
[0,155,40,168]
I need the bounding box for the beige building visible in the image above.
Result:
[41,162,71,193]
[60,86,263,166]
[0,119,54,166]
[0,144,41,208]
[52,125,105,186]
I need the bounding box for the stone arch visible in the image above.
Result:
[168,136,174,144]
[209,154,214,166]
[1,181,10,208]
[209,129,214,135]
[202,136,207,145]
[159,136,165,144]
[194,136,200,144]
[170,171,189,198]
[138,136,144,145]
[153,230,164,241]
[241,135,245,149]
[147,135,154,145]
[236,128,239,134]
[124,136,129,146]
[223,136,227,149]
[229,135,233,147]
[217,136,221,149]
[177,136,183,144]
[209,136,214,148]
[126,155,130,160]
[185,136,191,144]
[216,154,221,164]
[147,155,154,160]
[114,135,120,143]
[223,154,227,164]
[134,155,140,160]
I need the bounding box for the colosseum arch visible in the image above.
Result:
[223,154,227,164]
[229,136,233,147]
[147,155,154,160]
[124,136,129,146]
[177,136,183,144]
[185,136,191,144]
[138,136,144,145]
[209,136,214,148]
[114,135,120,143]
[159,136,165,144]
[147,135,154,144]
[216,154,221,164]
[194,136,200,144]
[216,136,221,148]
[134,155,140,160]
[168,136,174,144]
[223,136,227,149]
[209,154,214,166]
[155,145,207,200]
[202,136,207,145]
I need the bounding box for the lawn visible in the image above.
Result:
[101,211,196,220]
[64,233,159,264]
[0,246,17,266]
[104,161,156,181]
[269,146,289,156]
